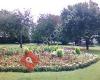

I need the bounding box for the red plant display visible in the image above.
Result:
[20,51,39,71]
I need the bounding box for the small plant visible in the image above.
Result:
[44,46,59,52]
[44,46,51,52]
[56,49,64,57]
[49,46,58,52]
[75,48,81,54]
[24,48,29,55]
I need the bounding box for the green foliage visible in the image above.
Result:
[75,48,81,54]
[61,1,100,44]
[44,46,59,52]
[49,46,59,52]
[56,49,64,57]
[44,46,52,52]
[32,14,60,43]
[0,1,100,45]
[0,67,28,72]
[0,9,34,43]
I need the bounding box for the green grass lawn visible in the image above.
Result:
[0,61,100,80]
[0,44,100,80]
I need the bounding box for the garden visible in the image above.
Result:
[0,1,100,80]
[0,44,99,72]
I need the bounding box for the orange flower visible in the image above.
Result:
[20,51,39,71]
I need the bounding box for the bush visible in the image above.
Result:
[75,48,81,54]
[56,49,64,57]
[49,46,59,52]
[44,46,58,52]
[44,46,51,52]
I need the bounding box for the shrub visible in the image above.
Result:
[44,46,51,52]
[49,46,58,52]
[75,48,81,54]
[44,46,59,52]
[24,48,29,55]
[56,49,64,57]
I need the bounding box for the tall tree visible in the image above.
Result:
[0,9,34,46]
[61,1,100,48]
[14,9,34,48]
[32,14,60,44]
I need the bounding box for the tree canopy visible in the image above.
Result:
[0,9,34,44]
[0,1,100,46]
[60,1,100,44]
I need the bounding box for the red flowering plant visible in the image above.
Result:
[20,49,40,71]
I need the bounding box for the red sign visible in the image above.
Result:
[20,51,39,71]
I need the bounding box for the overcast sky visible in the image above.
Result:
[0,0,99,22]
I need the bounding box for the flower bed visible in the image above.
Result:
[35,52,99,72]
[0,50,99,72]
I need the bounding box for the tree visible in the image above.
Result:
[0,9,34,47]
[0,9,20,43]
[14,9,33,48]
[32,14,60,44]
[61,1,100,48]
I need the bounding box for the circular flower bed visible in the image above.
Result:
[0,48,99,72]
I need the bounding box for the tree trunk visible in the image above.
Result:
[85,38,89,50]
[20,27,23,48]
